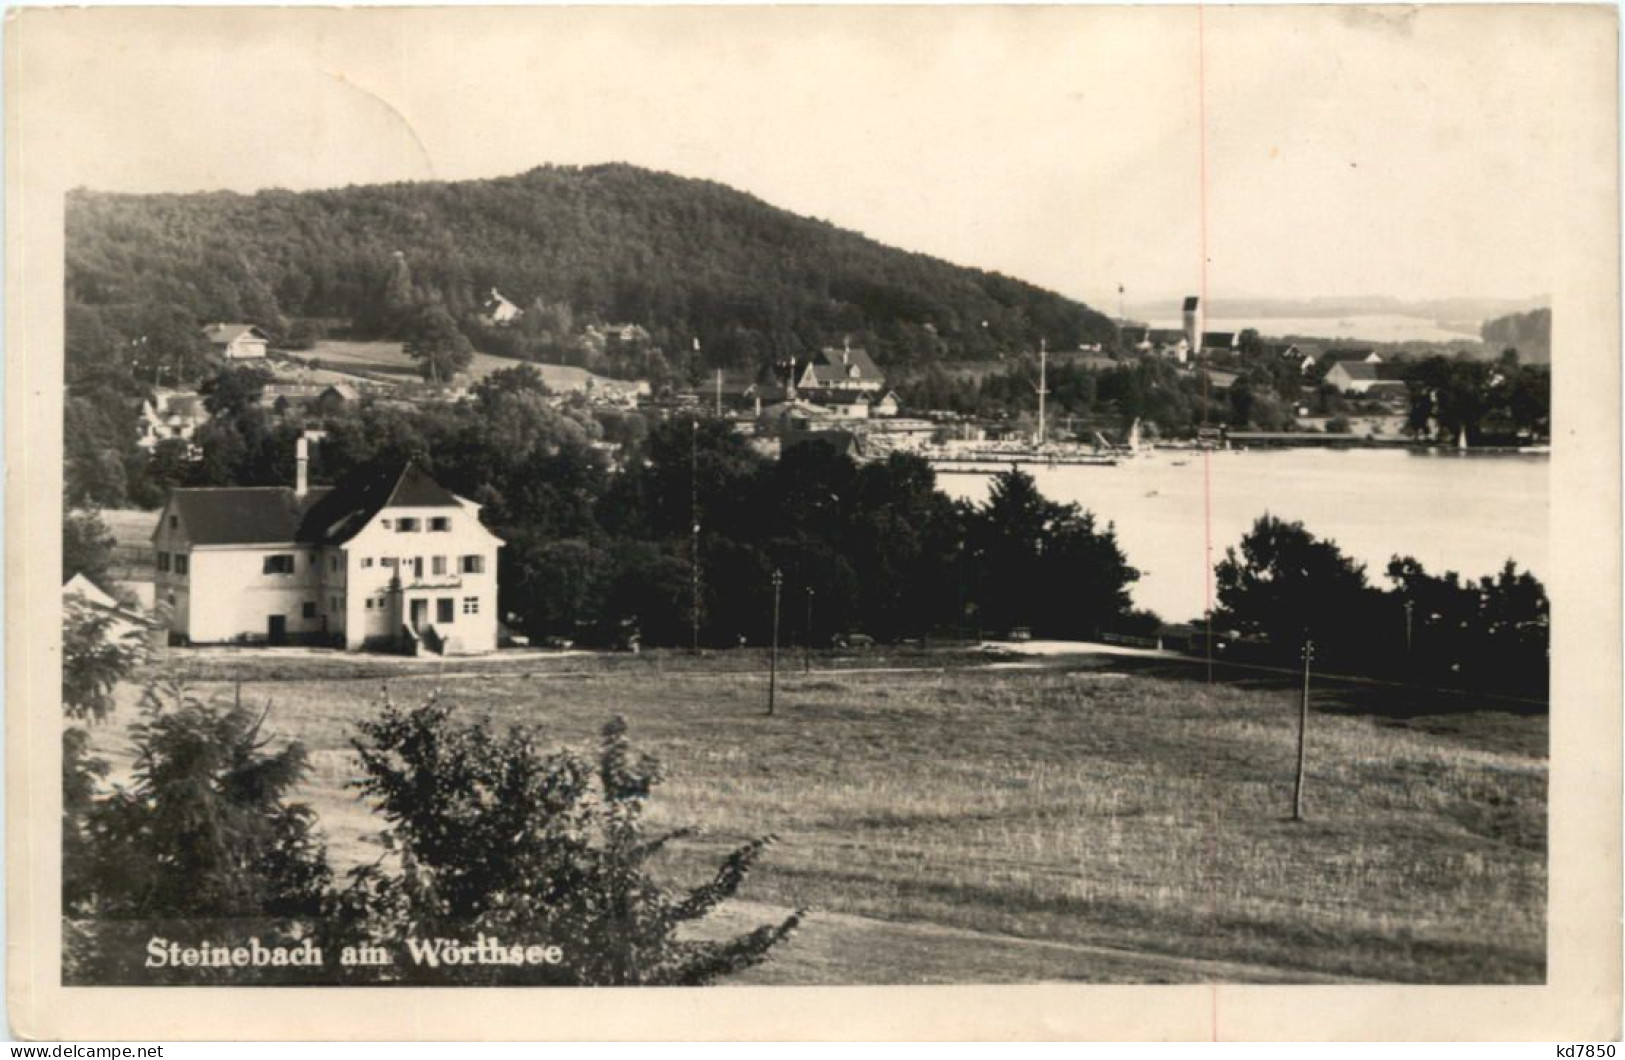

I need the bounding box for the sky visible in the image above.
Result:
[18,5,1611,311]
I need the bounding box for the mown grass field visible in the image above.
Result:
[90,649,1547,985]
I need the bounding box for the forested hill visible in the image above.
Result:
[66,163,1114,377]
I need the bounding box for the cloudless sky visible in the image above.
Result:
[36,5,1603,309]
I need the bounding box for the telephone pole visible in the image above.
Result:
[768,570,783,715]
[1036,338,1049,446]
[1293,638,1314,822]
[804,586,815,674]
[690,418,701,654]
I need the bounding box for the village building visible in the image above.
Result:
[796,342,886,395]
[152,438,503,655]
[802,390,873,419]
[137,389,209,451]
[203,323,270,361]
[64,573,158,648]
[1326,360,1408,396]
[476,288,523,327]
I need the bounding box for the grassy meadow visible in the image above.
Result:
[91,650,1547,985]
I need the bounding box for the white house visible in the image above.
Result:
[203,323,270,360]
[152,440,504,654]
[477,288,523,327]
[137,389,209,451]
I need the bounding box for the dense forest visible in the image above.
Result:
[66,163,1116,384]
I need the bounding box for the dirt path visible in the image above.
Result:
[694,899,1380,986]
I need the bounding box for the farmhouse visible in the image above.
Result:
[137,389,209,451]
[152,440,503,654]
[1326,361,1409,396]
[203,323,270,361]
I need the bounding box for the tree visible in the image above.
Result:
[200,365,275,418]
[64,509,117,587]
[65,679,332,984]
[403,305,474,384]
[341,694,802,985]
[1215,514,1378,662]
[967,468,1137,637]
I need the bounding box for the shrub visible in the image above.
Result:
[339,691,802,985]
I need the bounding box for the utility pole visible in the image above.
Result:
[690,418,701,654]
[804,586,815,674]
[715,368,723,418]
[1403,599,1414,654]
[768,569,783,715]
[1037,338,1049,447]
[1293,638,1314,822]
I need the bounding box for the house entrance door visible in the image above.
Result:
[410,599,428,631]
[268,614,287,645]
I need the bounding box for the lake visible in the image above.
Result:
[936,449,1549,624]
[1150,314,1481,345]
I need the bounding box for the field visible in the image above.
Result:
[90,648,1547,985]
[303,339,630,393]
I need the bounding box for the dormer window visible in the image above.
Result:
[380,519,391,529]
[430,517,450,532]
[396,518,420,533]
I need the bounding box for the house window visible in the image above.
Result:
[361,557,374,569]
[396,518,420,533]
[263,554,296,575]
[460,555,485,574]
[302,601,317,619]
[432,556,447,576]
[156,551,171,573]
[382,557,398,569]
[169,515,177,530]
[365,599,374,610]
[430,517,451,532]
[437,598,455,624]
[175,555,189,576]
[462,596,480,615]
[329,555,341,573]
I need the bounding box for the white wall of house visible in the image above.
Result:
[338,499,503,653]
[176,545,328,644]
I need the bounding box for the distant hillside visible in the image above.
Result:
[65,164,1115,380]
[1480,307,1551,363]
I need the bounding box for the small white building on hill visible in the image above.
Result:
[152,441,503,654]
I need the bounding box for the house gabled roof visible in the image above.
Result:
[162,461,462,548]
[1147,328,1187,346]
[162,486,333,546]
[809,345,884,381]
[296,461,463,544]
[1321,348,1379,364]
[203,323,269,345]
[1329,361,1381,381]
[1201,331,1237,349]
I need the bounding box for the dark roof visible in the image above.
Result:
[1147,328,1187,345]
[1201,331,1236,348]
[165,461,461,547]
[1376,364,1410,382]
[1182,296,1200,311]
[1321,348,1378,363]
[164,487,332,546]
[810,345,884,382]
[803,390,871,407]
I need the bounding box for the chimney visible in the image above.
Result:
[294,429,327,500]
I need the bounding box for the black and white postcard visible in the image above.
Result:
[6,4,1620,1041]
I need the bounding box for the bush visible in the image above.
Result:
[338,691,801,985]
[64,679,332,983]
